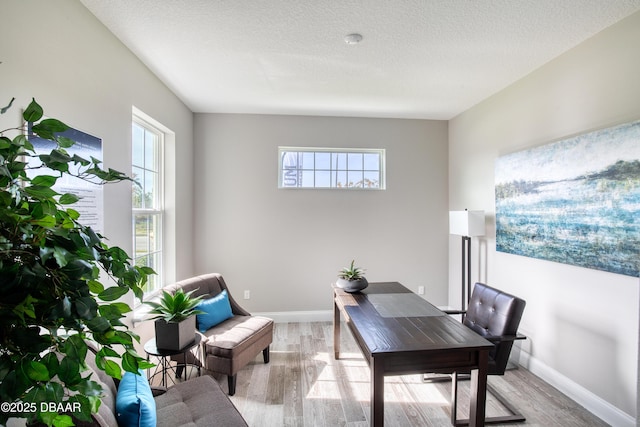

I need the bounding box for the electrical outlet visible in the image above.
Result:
[243,290,250,300]
[417,286,425,295]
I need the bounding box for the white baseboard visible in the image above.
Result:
[253,310,333,323]
[517,347,635,427]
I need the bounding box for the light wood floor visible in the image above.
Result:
[209,321,608,427]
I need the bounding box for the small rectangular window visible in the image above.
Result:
[279,147,385,189]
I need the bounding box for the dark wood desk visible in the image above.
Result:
[333,282,493,427]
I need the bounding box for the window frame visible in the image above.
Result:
[278,147,386,190]
[132,114,165,300]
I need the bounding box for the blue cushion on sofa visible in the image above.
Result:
[196,290,234,332]
[115,371,156,427]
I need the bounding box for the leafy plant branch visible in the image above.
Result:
[0,98,154,426]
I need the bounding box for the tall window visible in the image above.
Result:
[278,147,385,189]
[132,117,163,297]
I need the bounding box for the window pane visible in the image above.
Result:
[332,153,347,170]
[301,152,314,169]
[136,252,161,294]
[149,215,160,251]
[135,215,151,254]
[315,170,331,187]
[333,170,347,188]
[144,130,157,170]
[134,213,161,294]
[134,214,161,252]
[364,153,379,170]
[282,168,299,187]
[132,124,144,167]
[364,171,380,188]
[279,148,385,189]
[347,153,363,170]
[144,170,156,209]
[301,170,314,187]
[133,115,164,300]
[348,170,364,187]
[316,152,330,170]
[132,166,144,208]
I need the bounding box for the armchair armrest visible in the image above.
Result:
[483,334,527,344]
[219,282,251,316]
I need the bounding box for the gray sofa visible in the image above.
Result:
[84,342,248,427]
[164,273,274,395]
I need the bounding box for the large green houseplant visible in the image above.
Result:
[0,98,154,426]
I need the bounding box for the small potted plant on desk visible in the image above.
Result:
[146,289,205,350]
[336,260,369,293]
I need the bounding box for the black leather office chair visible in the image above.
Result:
[441,282,527,426]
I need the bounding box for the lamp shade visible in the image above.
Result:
[449,210,485,237]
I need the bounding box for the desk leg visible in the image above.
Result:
[469,350,488,427]
[371,357,384,427]
[333,299,340,359]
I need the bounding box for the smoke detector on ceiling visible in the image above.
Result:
[344,33,363,44]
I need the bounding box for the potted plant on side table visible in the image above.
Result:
[146,289,205,350]
[336,260,369,293]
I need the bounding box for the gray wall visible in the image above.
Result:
[449,11,640,424]
[193,113,449,313]
[1,1,196,305]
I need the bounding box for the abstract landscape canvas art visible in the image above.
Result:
[495,120,640,277]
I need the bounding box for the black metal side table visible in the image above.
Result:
[144,334,201,387]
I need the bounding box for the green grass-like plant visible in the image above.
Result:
[338,260,365,281]
[146,288,205,323]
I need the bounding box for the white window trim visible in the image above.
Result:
[132,110,166,301]
[278,146,386,190]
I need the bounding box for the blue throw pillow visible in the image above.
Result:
[116,371,157,427]
[196,289,234,332]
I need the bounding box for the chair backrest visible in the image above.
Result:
[164,273,250,316]
[463,282,526,375]
[164,273,225,298]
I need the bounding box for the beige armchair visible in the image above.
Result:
[164,273,274,395]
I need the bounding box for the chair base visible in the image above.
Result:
[452,384,525,425]
[424,373,525,426]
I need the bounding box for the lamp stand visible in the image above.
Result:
[461,235,472,318]
[450,209,484,321]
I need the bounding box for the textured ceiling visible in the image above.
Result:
[81,0,640,119]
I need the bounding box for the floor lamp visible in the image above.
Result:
[449,210,485,314]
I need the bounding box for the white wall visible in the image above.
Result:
[449,11,640,425]
[0,1,196,303]
[193,113,448,313]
